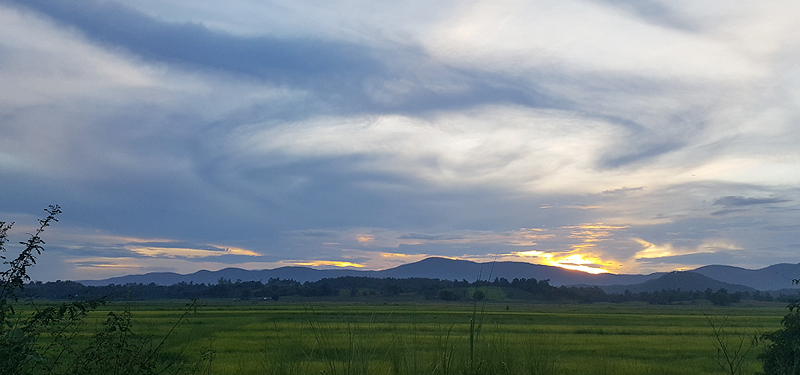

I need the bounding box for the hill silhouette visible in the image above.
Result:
[79,257,660,287]
[692,263,800,291]
[601,271,755,294]
[77,257,800,291]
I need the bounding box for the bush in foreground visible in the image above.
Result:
[760,300,800,374]
[0,206,211,375]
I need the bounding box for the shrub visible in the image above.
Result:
[0,206,211,375]
[759,300,800,374]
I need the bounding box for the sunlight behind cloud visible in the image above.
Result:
[357,235,375,243]
[633,239,677,259]
[128,246,260,258]
[513,250,608,274]
[336,249,431,270]
[514,250,552,259]
[380,252,420,258]
[67,257,147,275]
[633,239,741,260]
[294,261,365,268]
[547,254,609,274]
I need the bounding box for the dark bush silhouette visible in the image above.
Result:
[0,206,211,374]
[760,301,800,374]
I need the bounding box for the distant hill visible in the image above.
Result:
[77,257,800,291]
[601,271,756,294]
[80,267,372,286]
[79,257,660,287]
[692,264,800,291]
[376,257,661,286]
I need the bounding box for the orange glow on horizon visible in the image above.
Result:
[514,250,609,274]
[294,260,366,268]
[548,263,608,274]
[546,254,609,274]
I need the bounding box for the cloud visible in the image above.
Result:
[231,107,628,193]
[600,186,645,195]
[598,141,684,169]
[2,0,800,281]
[72,260,144,270]
[512,250,610,274]
[127,245,260,259]
[352,228,557,248]
[356,235,375,244]
[336,250,432,270]
[423,0,767,80]
[709,209,746,217]
[9,0,382,80]
[712,196,791,207]
[398,229,555,245]
[5,0,565,114]
[633,238,741,260]
[593,0,700,31]
[293,260,365,268]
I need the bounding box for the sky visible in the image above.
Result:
[2,0,800,282]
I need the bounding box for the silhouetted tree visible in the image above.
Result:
[0,206,210,374]
[760,290,800,374]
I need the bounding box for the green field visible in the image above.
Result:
[74,299,787,375]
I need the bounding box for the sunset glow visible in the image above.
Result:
[294,261,366,268]
[515,250,609,274]
[546,255,609,275]
[128,246,260,258]
[357,235,375,243]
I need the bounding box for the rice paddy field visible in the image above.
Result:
[78,299,787,375]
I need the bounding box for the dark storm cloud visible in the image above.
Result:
[713,196,791,207]
[710,208,746,217]
[192,150,577,232]
[6,0,561,114]
[8,0,382,81]
[55,245,132,258]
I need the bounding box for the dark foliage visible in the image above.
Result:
[0,206,211,375]
[760,301,800,374]
[22,273,771,306]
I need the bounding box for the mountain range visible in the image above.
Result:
[78,257,800,293]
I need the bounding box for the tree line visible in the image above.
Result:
[22,275,793,306]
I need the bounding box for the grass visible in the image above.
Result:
[21,299,786,374]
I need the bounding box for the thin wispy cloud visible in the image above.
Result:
[713,196,791,207]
